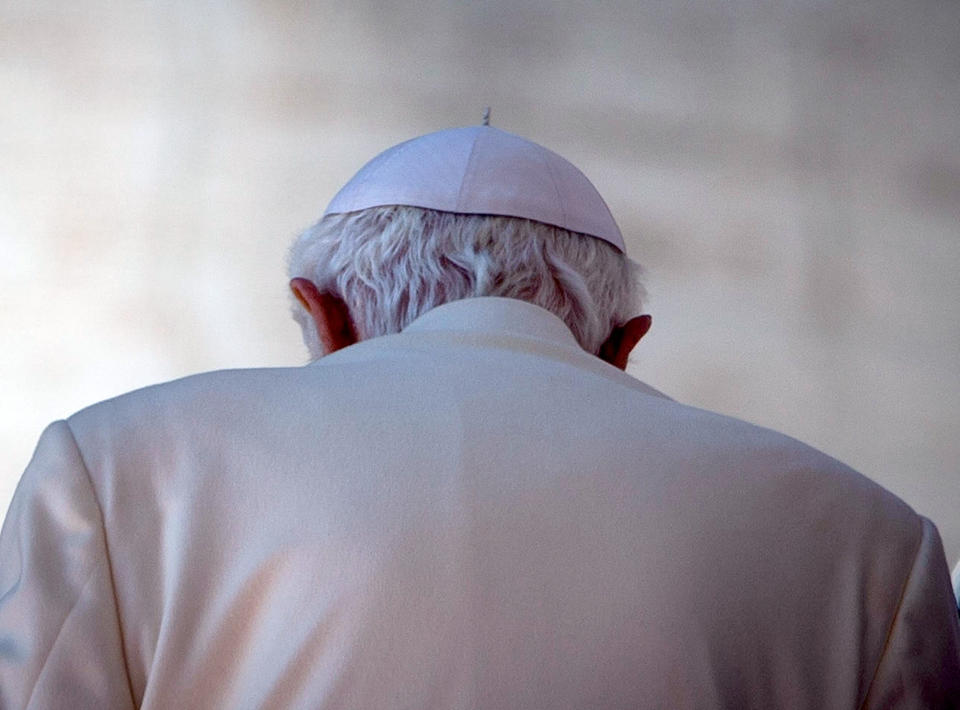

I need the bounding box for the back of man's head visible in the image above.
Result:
[286,125,645,360]
[288,206,643,360]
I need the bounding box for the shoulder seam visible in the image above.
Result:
[857,514,925,710]
[63,420,137,706]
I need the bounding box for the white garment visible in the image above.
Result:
[1,297,958,708]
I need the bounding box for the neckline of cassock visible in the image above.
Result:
[401,296,583,349]
[316,297,670,401]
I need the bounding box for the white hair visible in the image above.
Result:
[287,205,644,359]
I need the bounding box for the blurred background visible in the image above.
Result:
[2,1,958,566]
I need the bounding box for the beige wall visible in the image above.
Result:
[2,1,959,565]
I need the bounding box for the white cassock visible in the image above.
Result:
[1,297,958,708]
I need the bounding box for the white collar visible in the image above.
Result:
[330,297,670,401]
[401,297,582,350]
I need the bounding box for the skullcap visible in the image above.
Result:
[323,125,626,253]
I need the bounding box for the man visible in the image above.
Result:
[1,124,957,708]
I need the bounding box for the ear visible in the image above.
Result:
[597,315,652,370]
[289,277,358,356]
